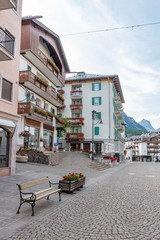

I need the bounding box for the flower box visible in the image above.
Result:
[16,155,28,163]
[59,176,85,193]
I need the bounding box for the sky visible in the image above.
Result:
[22,0,160,129]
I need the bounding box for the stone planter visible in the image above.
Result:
[16,155,28,163]
[59,177,85,193]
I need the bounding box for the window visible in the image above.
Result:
[92,83,101,91]
[92,97,102,105]
[1,78,12,102]
[95,126,99,135]
[51,108,55,114]
[72,84,82,90]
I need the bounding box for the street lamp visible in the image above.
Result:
[91,110,103,160]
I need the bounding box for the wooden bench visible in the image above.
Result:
[16,177,62,216]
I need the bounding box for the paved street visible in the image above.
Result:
[1,152,160,239]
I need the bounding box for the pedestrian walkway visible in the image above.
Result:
[2,154,160,239]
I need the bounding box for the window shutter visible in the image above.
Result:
[99,83,101,90]
[92,83,94,91]
[27,65,32,71]
[95,126,99,135]
[92,97,94,105]
[98,112,101,120]
[99,97,102,105]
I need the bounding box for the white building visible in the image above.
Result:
[59,72,125,161]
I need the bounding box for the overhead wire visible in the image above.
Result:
[61,21,160,37]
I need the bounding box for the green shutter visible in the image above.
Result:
[95,126,99,135]
[99,97,102,105]
[27,65,32,71]
[92,97,94,105]
[99,83,101,90]
[92,83,94,91]
[98,112,101,120]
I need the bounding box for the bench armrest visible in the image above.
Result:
[20,191,36,201]
[49,181,62,190]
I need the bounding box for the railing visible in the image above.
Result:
[70,104,83,110]
[68,118,84,125]
[18,102,53,122]
[70,90,82,97]
[19,71,64,105]
[66,132,85,140]
[38,49,62,76]
[0,27,14,55]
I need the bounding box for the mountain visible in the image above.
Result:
[139,119,155,131]
[122,112,148,137]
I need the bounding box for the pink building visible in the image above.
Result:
[0,0,22,176]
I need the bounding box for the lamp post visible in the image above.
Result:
[92,110,96,160]
[91,110,102,160]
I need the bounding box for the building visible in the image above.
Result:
[0,0,22,176]
[59,72,125,161]
[17,16,70,152]
[125,132,160,162]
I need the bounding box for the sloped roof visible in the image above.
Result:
[66,72,125,103]
[22,16,70,73]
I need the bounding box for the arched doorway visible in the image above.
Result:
[0,127,10,167]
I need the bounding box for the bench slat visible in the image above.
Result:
[23,188,61,201]
[20,177,49,190]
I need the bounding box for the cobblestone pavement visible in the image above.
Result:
[1,153,160,239]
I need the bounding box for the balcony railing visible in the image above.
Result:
[19,71,64,106]
[0,27,14,60]
[18,102,53,123]
[70,104,83,111]
[66,132,85,140]
[70,90,82,98]
[68,118,84,125]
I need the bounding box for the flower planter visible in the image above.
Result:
[16,155,28,163]
[59,177,85,193]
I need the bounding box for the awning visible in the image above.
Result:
[0,118,16,136]
[0,118,15,128]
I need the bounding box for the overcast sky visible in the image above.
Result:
[22,0,160,129]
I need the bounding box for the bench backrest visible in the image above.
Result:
[19,177,50,190]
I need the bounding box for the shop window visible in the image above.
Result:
[0,128,9,167]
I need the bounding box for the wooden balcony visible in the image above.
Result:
[68,118,84,125]
[57,89,65,94]
[0,0,16,10]
[0,27,14,61]
[66,133,85,140]
[18,102,53,125]
[19,71,64,107]
[20,48,64,86]
[70,90,82,98]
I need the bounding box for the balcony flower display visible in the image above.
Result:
[59,172,85,192]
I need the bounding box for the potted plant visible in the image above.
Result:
[59,172,85,193]
[16,149,28,163]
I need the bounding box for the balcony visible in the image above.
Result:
[70,90,82,98]
[70,104,83,112]
[19,71,64,107]
[21,48,64,87]
[18,102,54,125]
[114,110,123,120]
[115,123,124,132]
[0,0,17,10]
[0,27,14,61]
[57,89,65,95]
[66,133,85,140]
[68,118,84,125]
